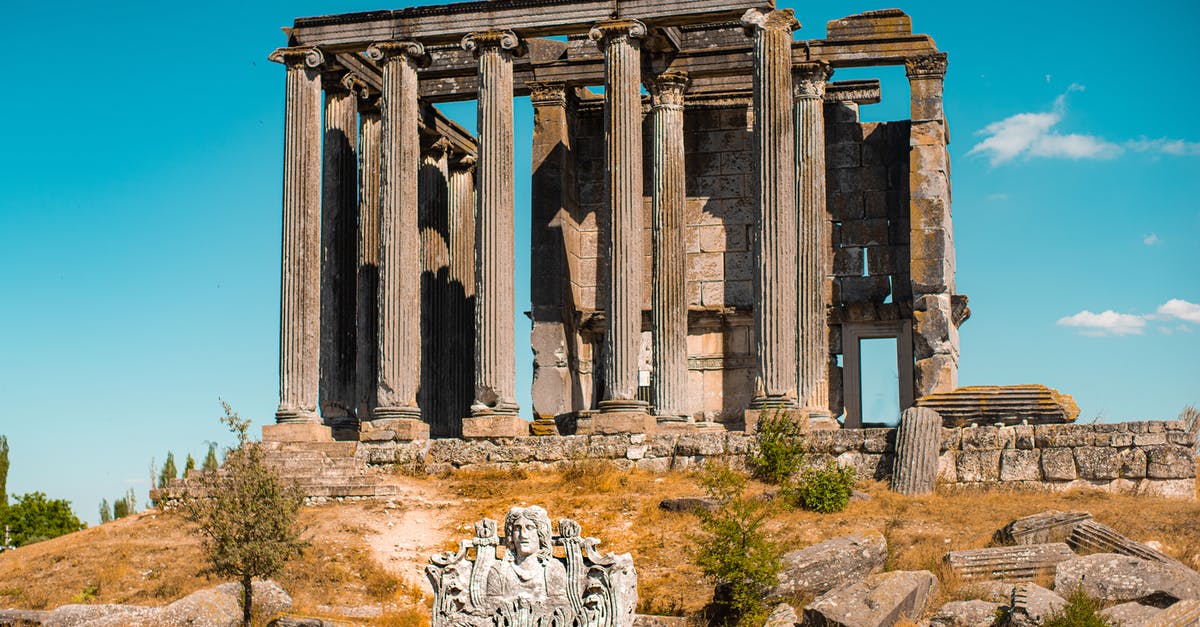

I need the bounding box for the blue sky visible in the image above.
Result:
[2,1,1197,524]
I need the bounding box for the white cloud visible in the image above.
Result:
[1158,299,1200,324]
[1057,310,1146,336]
[1143,233,1160,246]
[970,85,1199,165]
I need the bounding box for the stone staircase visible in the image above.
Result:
[153,441,397,505]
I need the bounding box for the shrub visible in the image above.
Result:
[0,492,85,546]
[1041,588,1110,627]
[786,461,856,513]
[747,412,807,484]
[691,463,780,626]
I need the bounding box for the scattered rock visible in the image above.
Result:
[1098,601,1162,627]
[213,580,293,618]
[771,531,888,599]
[763,603,799,627]
[42,604,160,627]
[1054,553,1200,607]
[1002,583,1066,627]
[803,570,938,627]
[658,497,718,513]
[993,510,1092,545]
[850,489,872,502]
[929,599,1003,627]
[1148,599,1200,625]
[0,609,49,626]
[943,543,1075,582]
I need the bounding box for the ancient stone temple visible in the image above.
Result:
[265,0,966,442]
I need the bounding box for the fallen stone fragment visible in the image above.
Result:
[763,603,799,627]
[1069,520,1200,590]
[771,531,888,599]
[1002,583,1067,627]
[993,510,1092,545]
[802,570,938,627]
[42,604,161,627]
[1145,599,1200,626]
[944,542,1075,582]
[891,407,942,496]
[1098,601,1163,627]
[658,496,718,513]
[915,384,1080,426]
[929,599,1003,626]
[1054,553,1200,607]
[0,609,50,626]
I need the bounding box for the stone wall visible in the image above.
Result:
[362,420,1197,499]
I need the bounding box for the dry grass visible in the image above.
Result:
[0,462,1197,624]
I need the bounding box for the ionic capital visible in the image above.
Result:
[268,46,326,69]
[793,61,833,99]
[454,153,478,172]
[740,8,800,35]
[650,71,689,110]
[527,81,568,108]
[905,52,948,80]
[461,30,527,58]
[365,41,431,68]
[588,19,648,48]
[340,73,374,100]
[425,137,452,160]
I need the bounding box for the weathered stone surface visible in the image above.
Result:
[1066,520,1200,592]
[39,580,290,627]
[42,604,161,627]
[771,531,888,599]
[956,449,1001,482]
[802,570,937,627]
[1074,446,1121,480]
[658,497,718,513]
[764,603,799,627]
[1003,583,1066,627]
[1145,599,1200,625]
[631,616,690,627]
[994,510,1092,545]
[262,422,333,443]
[915,385,1079,427]
[1054,553,1200,606]
[1041,448,1077,481]
[943,543,1075,582]
[0,609,48,625]
[1147,446,1198,479]
[461,415,529,439]
[1000,449,1041,482]
[891,407,942,495]
[577,412,655,435]
[1098,602,1162,627]
[929,600,1003,627]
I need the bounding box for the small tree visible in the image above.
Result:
[0,436,9,507]
[113,495,130,519]
[747,412,807,484]
[99,499,112,524]
[181,402,306,627]
[160,452,178,488]
[0,492,85,546]
[184,454,196,477]
[202,443,219,472]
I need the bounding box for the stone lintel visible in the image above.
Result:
[462,415,531,439]
[825,79,881,104]
[263,422,333,443]
[825,9,912,40]
[576,411,656,435]
[359,418,430,442]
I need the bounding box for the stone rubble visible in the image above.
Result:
[771,531,888,600]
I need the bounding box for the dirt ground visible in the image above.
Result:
[1,463,1197,624]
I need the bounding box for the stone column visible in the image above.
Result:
[590,20,650,418]
[742,9,800,410]
[364,41,429,440]
[267,46,325,433]
[460,31,525,437]
[320,75,360,434]
[905,53,958,398]
[354,93,381,422]
[419,139,452,435]
[446,153,477,435]
[793,61,833,420]
[528,81,571,434]
[648,71,690,422]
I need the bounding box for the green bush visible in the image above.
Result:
[747,412,806,484]
[0,492,85,546]
[691,463,780,626]
[786,461,856,513]
[1041,588,1111,627]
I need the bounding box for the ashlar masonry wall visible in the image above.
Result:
[363,420,1198,499]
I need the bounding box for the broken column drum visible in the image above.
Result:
[891,406,942,496]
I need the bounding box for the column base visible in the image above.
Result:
[470,400,520,417]
[359,418,429,442]
[530,417,560,436]
[462,415,530,439]
[576,411,655,435]
[274,408,320,424]
[654,413,692,424]
[262,422,332,442]
[748,394,798,410]
[598,399,649,414]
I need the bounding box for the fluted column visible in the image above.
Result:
[591,20,649,414]
[419,139,452,433]
[446,154,477,434]
[794,61,833,418]
[268,46,325,424]
[354,92,381,422]
[649,71,690,421]
[462,30,524,417]
[742,9,800,409]
[320,76,360,430]
[365,41,428,432]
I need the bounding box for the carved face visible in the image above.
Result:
[503,505,553,561]
[510,517,539,558]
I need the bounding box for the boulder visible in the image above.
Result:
[213,580,293,618]
[1054,553,1200,606]
[158,587,241,627]
[1146,599,1200,625]
[771,531,888,599]
[1098,602,1162,627]
[1001,583,1066,627]
[0,609,49,626]
[763,603,799,627]
[929,600,1003,626]
[658,497,718,513]
[803,570,938,627]
[42,604,159,627]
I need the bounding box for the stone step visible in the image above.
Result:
[944,543,1076,582]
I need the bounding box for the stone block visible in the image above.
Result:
[832,247,864,276]
[576,412,655,435]
[827,143,861,168]
[838,276,891,303]
[1119,448,1147,478]
[1134,433,1168,446]
[1054,553,1200,605]
[995,510,1092,546]
[1013,425,1036,449]
[841,218,890,246]
[1146,446,1197,479]
[461,415,529,439]
[1074,447,1120,480]
[962,426,1000,450]
[771,532,888,599]
[1041,448,1077,481]
[943,543,1075,582]
[1035,424,1091,448]
[262,422,334,443]
[1111,432,1134,447]
[929,600,1003,627]
[956,450,1001,482]
[1000,450,1041,481]
[914,354,957,397]
[803,570,938,627]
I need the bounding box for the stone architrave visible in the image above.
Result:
[591,20,650,415]
[319,74,360,432]
[793,60,833,419]
[742,9,800,409]
[462,31,524,424]
[943,543,1076,582]
[354,94,381,422]
[648,71,690,422]
[268,46,325,427]
[426,506,638,626]
[905,52,958,398]
[365,41,430,438]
